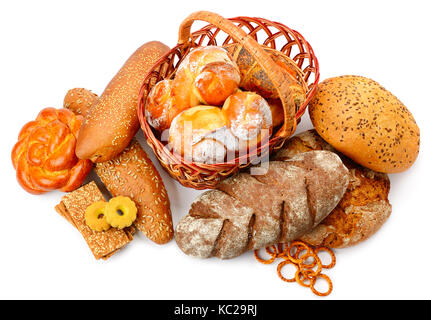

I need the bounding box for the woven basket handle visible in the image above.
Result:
[178,11,297,139]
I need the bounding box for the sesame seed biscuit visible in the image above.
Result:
[55,181,135,260]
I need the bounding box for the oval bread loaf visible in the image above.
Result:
[308,75,420,173]
[95,139,173,244]
[175,150,349,259]
[65,88,174,244]
[274,130,392,248]
[76,41,170,162]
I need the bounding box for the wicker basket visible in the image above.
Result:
[137,11,319,189]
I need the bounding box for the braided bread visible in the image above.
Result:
[11,107,93,194]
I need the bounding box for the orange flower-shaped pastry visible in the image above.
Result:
[11,107,93,194]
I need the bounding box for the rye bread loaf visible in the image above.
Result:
[273,130,391,248]
[175,151,349,259]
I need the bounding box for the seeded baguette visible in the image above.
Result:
[76,41,170,162]
[64,88,173,244]
[175,151,349,259]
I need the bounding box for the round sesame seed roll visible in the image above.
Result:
[308,75,420,173]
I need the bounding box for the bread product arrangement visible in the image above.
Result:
[175,151,350,259]
[64,88,174,244]
[55,181,136,260]
[10,10,421,297]
[273,130,392,248]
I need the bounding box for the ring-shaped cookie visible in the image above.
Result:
[299,253,322,277]
[276,243,289,258]
[266,243,289,258]
[295,269,313,288]
[84,201,111,232]
[277,260,298,283]
[287,241,312,263]
[310,273,333,297]
[254,247,277,264]
[315,246,336,269]
[105,196,137,229]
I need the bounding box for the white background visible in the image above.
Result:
[1,0,430,300]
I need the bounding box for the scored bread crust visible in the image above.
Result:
[175,150,350,259]
[273,129,392,248]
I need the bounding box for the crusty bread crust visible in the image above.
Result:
[175,151,349,259]
[274,129,392,248]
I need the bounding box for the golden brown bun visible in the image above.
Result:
[193,61,240,105]
[273,129,392,248]
[145,80,175,132]
[11,107,92,194]
[308,75,420,173]
[65,88,174,244]
[222,91,272,152]
[168,105,238,164]
[267,98,284,128]
[64,88,98,116]
[172,46,240,107]
[76,41,170,162]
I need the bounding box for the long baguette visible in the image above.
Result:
[76,41,169,162]
[175,151,349,259]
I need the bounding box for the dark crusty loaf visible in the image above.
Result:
[273,129,391,248]
[175,151,349,259]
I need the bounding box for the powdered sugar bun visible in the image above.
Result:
[169,105,239,164]
[222,91,272,151]
[178,46,234,75]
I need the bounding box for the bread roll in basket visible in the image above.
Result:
[137,11,319,189]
